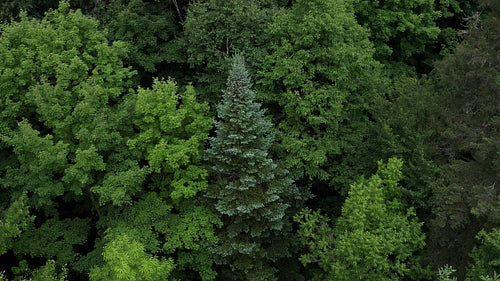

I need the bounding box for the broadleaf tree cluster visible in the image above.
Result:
[258,0,386,190]
[295,158,426,281]
[0,0,498,280]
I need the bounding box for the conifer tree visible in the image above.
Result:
[206,54,302,281]
[426,1,500,274]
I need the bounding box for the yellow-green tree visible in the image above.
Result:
[0,1,135,273]
[295,159,426,280]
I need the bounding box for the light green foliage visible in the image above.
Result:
[163,203,222,281]
[0,0,138,271]
[127,78,212,200]
[98,193,174,254]
[467,229,500,281]
[89,159,148,206]
[0,0,137,207]
[1,121,70,207]
[94,79,219,280]
[206,54,303,280]
[438,265,458,281]
[0,1,134,133]
[89,233,175,281]
[259,0,385,190]
[293,208,334,280]
[480,273,500,281]
[182,0,279,105]
[162,204,221,254]
[295,158,425,280]
[28,260,67,281]
[94,193,221,280]
[0,193,34,255]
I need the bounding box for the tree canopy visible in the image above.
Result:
[0,0,497,280]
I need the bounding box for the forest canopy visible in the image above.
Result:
[0,0,498,280]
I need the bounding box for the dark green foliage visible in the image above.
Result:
[351,0,479,72]
[295,158,426,280]
[0,0,59,22]
[352,0,440,62]
[99,0,182,74]
[432,5,499,225]
[182,0,280,105]
[366,75,440,212]
[0,260,68,281]
[426,1,500,274]
[13,218,90,266]
[259,0,385,192]
[0,0,498,280]
[206,54,303,280]
[0,0,99,22]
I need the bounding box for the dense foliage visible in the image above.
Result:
[0,0,498,280]
[205,54,304,280]
[259,0,385,189]
[295,158,426,280]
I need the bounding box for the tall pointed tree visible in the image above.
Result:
[206,54,303,281]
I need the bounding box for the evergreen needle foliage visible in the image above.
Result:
[206,54,302,281]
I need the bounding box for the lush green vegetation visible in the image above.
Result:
[0,0,498,280]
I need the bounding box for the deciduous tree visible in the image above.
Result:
[295,158,426,280]
[259,0,385,193]
[467,228,500,281]
[0,1,136,274]
[182,0,281,106]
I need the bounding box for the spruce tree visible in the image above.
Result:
[206,54,302,281]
